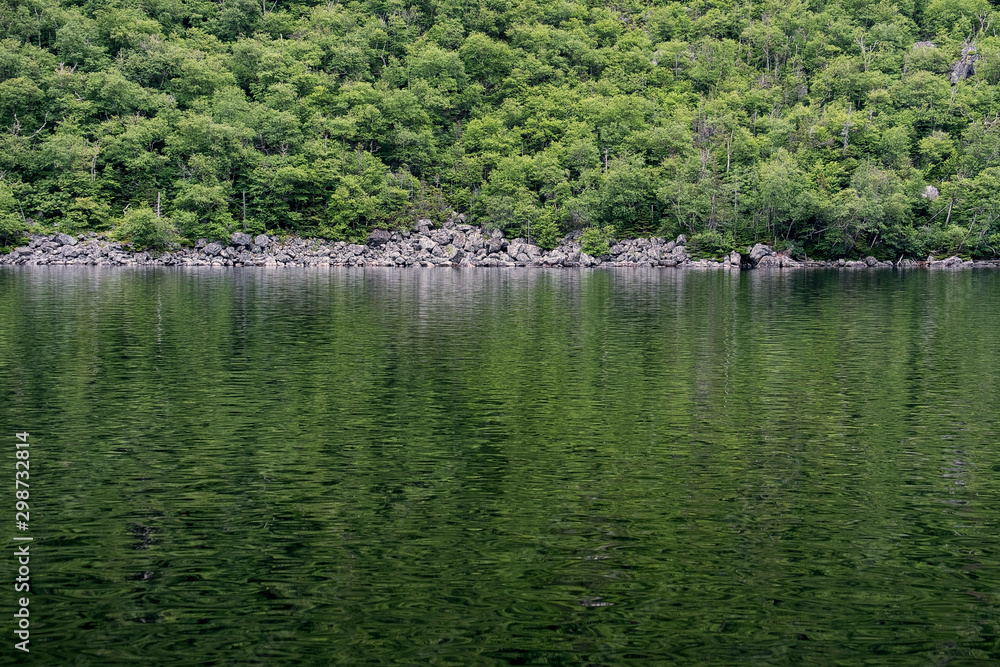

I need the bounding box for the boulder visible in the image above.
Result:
[253,234,270,247]
[749,243,774,264]
[756,255,781,268]
[203,242,224,256]
[779,256,802,268]
[367,228,391,247]
[230,232,252,247]
[54,233,78,246]
[941,255,964,267]
[430,229,453,245]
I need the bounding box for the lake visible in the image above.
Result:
[1,266,999,664]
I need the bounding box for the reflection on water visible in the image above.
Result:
[1,267,999,664]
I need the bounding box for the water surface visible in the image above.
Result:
[1,267,999,664]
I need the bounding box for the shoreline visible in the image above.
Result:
[3,221,997,270]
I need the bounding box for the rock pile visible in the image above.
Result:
[1,217,715,269]
[4,220,999,269]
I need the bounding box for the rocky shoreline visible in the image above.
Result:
[3,217,998,270]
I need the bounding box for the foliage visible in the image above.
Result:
[0,184,27,247]
[112,207,179,250]
[689,230,735,259]
[3,0,1000,256]
[580,225,615,257]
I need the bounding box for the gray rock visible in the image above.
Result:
[756,255,781,268]
[54,233,78,246]
[254,234,271,247]
[431,229,453,245]
[367,228,391,246]
[203,242,224,256]
[749,243,774,264]
[950,41,980,83]
[230,232,252,247]
[675,234,687,245]
[729,250,742,267]
[779,255,802,268]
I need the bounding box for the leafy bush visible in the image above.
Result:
[688,230,734,259]
[113,207,179,250]
[580,225,615,256]
[0,185,27,249]
[0,215,27,250]
[532,210,561,250]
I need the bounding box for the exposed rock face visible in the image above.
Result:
[950,42,980,83]
[923,185,940,201]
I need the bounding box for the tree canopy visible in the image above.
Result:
[3,0,1000,256]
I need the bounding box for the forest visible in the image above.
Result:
[3,0,1000,258]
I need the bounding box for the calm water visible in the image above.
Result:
[1,267,999,665]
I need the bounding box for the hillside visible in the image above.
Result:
[3,0,1000,258]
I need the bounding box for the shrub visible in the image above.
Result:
[0,185,27,249]
[580,225,615,256]
[113,207,179,250]
[0,214,27,250]
[532,211,561,250]
[688,229,734,259]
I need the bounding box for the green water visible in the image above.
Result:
[1,267,999,665]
